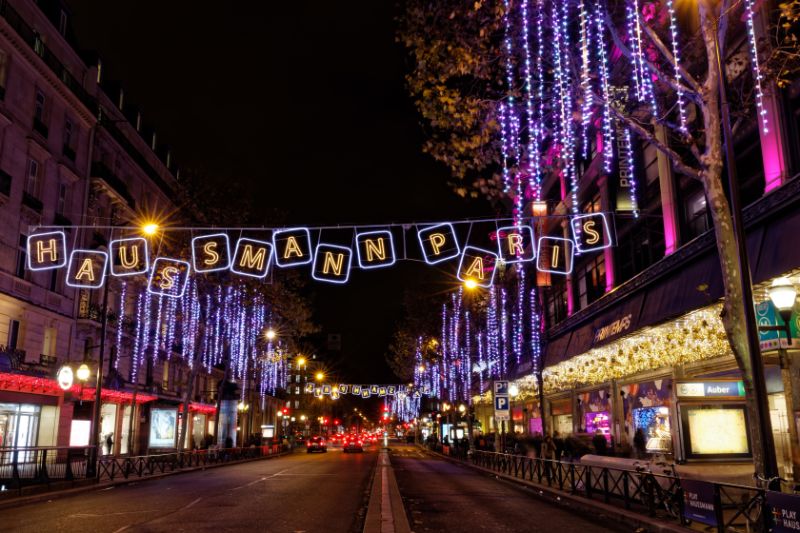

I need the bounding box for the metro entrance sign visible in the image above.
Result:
[494,380,510,421]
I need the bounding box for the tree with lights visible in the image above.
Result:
[400,0,800,482]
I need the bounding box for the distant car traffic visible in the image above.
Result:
[343,435,363,453]
[306,436,327,453]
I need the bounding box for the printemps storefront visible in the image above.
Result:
[485,273,800,480]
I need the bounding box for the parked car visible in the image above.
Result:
[306,436,327,453]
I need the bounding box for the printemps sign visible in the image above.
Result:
[26,215,613,289]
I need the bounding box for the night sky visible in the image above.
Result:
[68,1,490,383]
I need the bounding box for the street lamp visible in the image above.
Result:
[463,279,478,290]
[315,371,325,382]
[77,363,91,382]
[768,278,797,342]
[265,328,277,341]
[141,222,159,236]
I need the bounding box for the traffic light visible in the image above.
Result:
[334,419,340,425]
[282,407,290,416]
[382,407,390,421]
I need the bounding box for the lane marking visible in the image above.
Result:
[183,497,202,510]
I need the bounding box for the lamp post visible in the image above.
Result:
[86,273,110,478]
[709,7,779,489]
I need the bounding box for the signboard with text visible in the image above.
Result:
[681,479,718,526]
[494,380,510,421]
[768,491,800,532]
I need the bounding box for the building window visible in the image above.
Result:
[295,386,300,395]
[643,144,659,185]
[685,189,710,238]
[62,118,75,160]
[25,159,39,197]
[7,319,20,349]
[575,254,606,309]
[34,90,45,123]
[57,183,67,215]
[545,281,569,325]
[16,234,27,278]
[42,327,56,357]
[0,50,8,96]
[295,374,301,383]
[162,361,170,391]
[59,10,68,36]
[582,193,601,214]
[294,401,299,409]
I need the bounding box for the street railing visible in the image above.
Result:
[97,444,286,482]
[465,449,770,532]
[0,446,93,488]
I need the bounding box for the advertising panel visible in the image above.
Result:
[683,405,750,458]
[681,479,718,526]
[149,408,177,448]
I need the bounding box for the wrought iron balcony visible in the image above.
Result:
[91,161,135,209]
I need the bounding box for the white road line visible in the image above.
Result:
[183,497,202,510]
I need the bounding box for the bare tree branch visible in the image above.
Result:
[605,13,702,105]
[639,20,703,94]
[598,93,703,180]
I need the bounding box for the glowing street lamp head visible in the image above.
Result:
[315,371,325,381]
[142,222,159,236]
[265,328,277,341]
[464,279,478,290]
[296,356,306,366]
[76,363,91,382]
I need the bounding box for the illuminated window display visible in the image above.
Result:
[633,406,672,453]
[585,411,611,441]
[149,408,177,448]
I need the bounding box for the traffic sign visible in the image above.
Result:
[494,380,510,420]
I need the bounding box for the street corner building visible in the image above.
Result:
[0,0,284,490]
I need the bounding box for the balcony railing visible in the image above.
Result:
[21,191,43,212]
[91,161,135,209]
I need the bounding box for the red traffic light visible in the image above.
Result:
[334,419,340,425]
[282,407,289,415]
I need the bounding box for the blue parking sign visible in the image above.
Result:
[495,396,509,411]
[494,381,509,395]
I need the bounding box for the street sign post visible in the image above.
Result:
[494,380,510,420]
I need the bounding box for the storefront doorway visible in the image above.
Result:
[0,403,41,451]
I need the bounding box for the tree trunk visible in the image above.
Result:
[698,0,769,478]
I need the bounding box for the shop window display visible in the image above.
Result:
[633,406,672,453]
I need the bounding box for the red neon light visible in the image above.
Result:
[0,372,157,404]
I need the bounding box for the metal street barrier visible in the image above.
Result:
[97,444,286,481]
[464,449,773,532]
[0,443,286,494]
[0,446,93,489]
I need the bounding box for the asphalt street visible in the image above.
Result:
[2,446,377,533]
[390,446,627,532]
[4,443,632,532]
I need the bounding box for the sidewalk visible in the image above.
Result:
[0,448,292,511]
[418,446,691,533]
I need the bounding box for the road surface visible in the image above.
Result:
[5,443,628,532]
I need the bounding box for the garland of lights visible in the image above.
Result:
[743,0,769,134]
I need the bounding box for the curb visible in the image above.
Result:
[416,447,691,533]
[0,450,291,511]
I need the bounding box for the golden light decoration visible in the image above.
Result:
[541,305,729,394]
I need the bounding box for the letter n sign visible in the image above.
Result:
[356,230,395,269]
[312,244,352,284]
[148,258,191,298]
[27,231,67,271]
[536,237,575,275]
[417,223,460,264]
[497,225,535,263]
[570,213,611,253]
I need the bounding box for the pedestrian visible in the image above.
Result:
[540,435,556,460]
[633,428,647,459]
[592,430,607,456]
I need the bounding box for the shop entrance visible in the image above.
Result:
[0,403,41,452]
[769,393,793,478]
